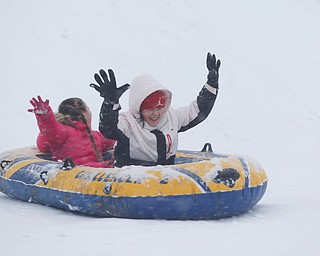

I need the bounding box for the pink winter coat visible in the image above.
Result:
[35,107,115,168]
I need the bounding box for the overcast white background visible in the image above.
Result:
[1,0,320,255]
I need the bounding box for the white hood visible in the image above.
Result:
[129,74,172,119]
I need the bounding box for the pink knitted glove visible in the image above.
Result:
[28,96,50,115]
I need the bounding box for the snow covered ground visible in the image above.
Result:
[1,0,320,255]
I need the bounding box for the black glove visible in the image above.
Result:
[206,52,221,89]
[90,69,130,103]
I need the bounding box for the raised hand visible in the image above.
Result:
[90,69,130,103]
[28,96,50,115]
[206,52,221,89]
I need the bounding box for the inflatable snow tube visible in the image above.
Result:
[0,144,267,220]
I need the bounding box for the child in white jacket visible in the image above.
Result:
[90,52,221,167]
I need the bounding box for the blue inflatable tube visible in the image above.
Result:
[0,146,268,219]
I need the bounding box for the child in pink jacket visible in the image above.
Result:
[28,96,115,168]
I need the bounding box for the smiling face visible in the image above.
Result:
[140,90,167,127]
[141,106,166,127]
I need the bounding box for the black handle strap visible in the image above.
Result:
[0,160,12,170]
[201,143,213,153]
[62,158,76,170]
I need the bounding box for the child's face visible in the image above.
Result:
[141,107,166,127]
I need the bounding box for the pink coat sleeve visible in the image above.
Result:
[34,107,68,152]
[36,132,50,153]
[98,132,115,152]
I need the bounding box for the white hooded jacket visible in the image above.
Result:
[120,74,198,163]
[99,74,218,166]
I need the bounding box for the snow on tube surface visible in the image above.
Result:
[0,144,268,220]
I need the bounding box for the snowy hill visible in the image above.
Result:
[1,0,320,255]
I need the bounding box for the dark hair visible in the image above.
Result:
[138,112,146,128]
[58,97,86,122]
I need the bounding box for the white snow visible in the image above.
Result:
[1,0,320,255]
